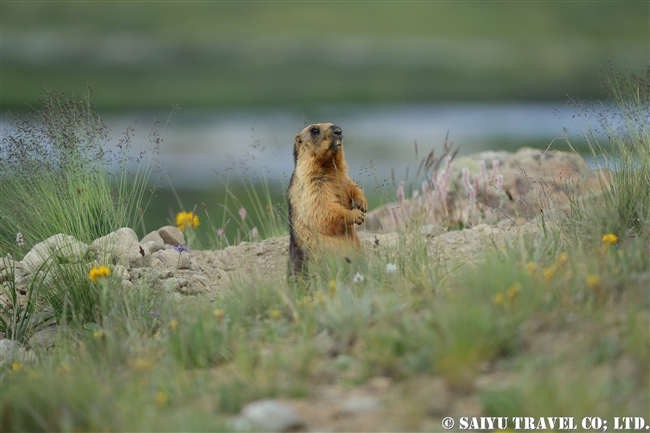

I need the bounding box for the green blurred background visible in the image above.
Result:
[2,1,649,239]
[2,1,647,109]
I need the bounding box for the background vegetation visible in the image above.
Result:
[2,1,648,110]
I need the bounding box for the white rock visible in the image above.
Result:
[233,399,304,432]
[419,224,447,237]
[338,396,380,414]
[144,240,165,254]
[140,230,164,244]
[91,228,138,265]
[157,226,185,247]
[22,234,88,273]
[157,249,190,269]
[0,339,22,360]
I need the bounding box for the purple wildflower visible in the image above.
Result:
[174,245,189,252]
[149,311,159,319]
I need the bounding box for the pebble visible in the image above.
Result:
[231,399,304,432]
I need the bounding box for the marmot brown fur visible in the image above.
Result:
[287,123,367,276]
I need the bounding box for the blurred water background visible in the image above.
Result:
[2,1,648,234]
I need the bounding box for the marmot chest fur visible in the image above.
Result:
[287,123,368,276]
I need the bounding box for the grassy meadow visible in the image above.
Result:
[1,67,649,431]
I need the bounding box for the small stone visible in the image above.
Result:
[140,230,164,244]
[0,339,23,360]
[338,396,380,414]
[157,226,185,247]
[121,280,133,290]
[28,327,59,351]
[419,224,447,237]
[158,249,190,269]
[162,278,181,293]
[144,240,165,254]
[234,399,304,432]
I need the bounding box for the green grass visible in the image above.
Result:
[1,67,649,430]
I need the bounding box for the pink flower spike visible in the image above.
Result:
[251,227,259,240]
[239,207,247,220]
[490,159,499,182]
[479,160,487,183]
[497,174,504,190]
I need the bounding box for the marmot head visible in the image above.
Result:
[294,123,344,164]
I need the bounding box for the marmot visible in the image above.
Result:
[287,123,368,276]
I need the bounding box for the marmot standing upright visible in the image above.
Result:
[287,123,368,276]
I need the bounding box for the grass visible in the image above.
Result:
[1,66,649,430]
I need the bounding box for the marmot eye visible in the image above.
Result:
[310,127,319,135]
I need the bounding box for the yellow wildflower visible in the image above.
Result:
[526,261,538,274]
[506,282,522,299]
[270,309,281,321]
[176,211,200,231]
[155,391,168,406]
[133,358,151,369]
[542,266,557,281]
[586,274,601,289]
[557,252,569,266]
[602,233,618,244]
[493,293,505,305]
[213,309,225,321]
[93,331,104,339]
[11,362,23,372]
[169,319,178,331]
[88,265,111,282]
[328,279,337,295]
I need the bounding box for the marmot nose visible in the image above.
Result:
[330,125,342,136]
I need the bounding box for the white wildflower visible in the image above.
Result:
[386,263,397,274]
[353,272,365,283]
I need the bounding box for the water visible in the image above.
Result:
[103,102,588,190]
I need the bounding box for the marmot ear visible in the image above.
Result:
[295,134,302,145]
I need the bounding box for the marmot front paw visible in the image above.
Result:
[351,209,365,225]
[354,197,368,213]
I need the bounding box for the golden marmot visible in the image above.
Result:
[287,123,367,276]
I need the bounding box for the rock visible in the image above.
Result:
[338,396,380,414]
[157,226,185,247]
[121,280,134,290]
[0,339,22,360]
[419,224,447,237]
[144,240,165,254]
[157,249,190,269]
[140,230,164,244]
[111,264,130,281]
[28,327,59,351]
[22,234,89,273]
[231,399,305,432]
[162,278,181,293]
[91,228,139,266]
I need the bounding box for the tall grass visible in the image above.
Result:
[0,87,161,253]
[564,64,650,244]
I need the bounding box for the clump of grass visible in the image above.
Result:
[564,63,650,244]
[0,86,161,252]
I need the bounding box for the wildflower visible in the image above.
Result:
[88,265,110,282]
[239,207,247,220]
[169,319,178,331]
[176,211,199,231]
[526,261,538,274]
[493,293,505,305]
[496,174,504,191]
[490,159,500,183]
[506,282,522,299]
[586,274,601,289]
[479,160,487,183]
[173,245,189,253]
[353,272,365,283]
[328,279,337,296]
[11,362,23,371]
[217,227,225,237]
[386,263,397,274]
[251,227,259,241]
[149,311,159,319]
[542,266,556,281]
[16,232,24,250]
[213,309,225,323]
[602,233,618,245]
[270,309,281,321]
[133,358,151,369]
[155,391,168,406]
[93,331,104,338]
[557,252,569,266]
